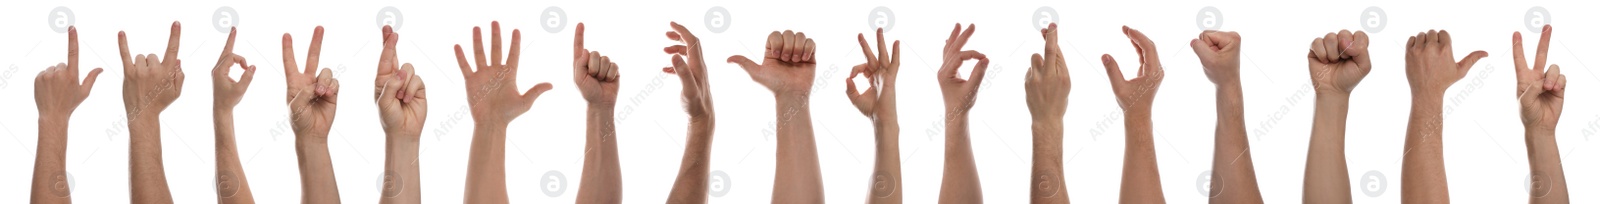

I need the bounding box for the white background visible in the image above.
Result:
[1,0,1595,203]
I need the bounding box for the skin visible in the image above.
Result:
[455,21,554,204]
[846,28,902,204]
[120,21,185,204]
[1401,29,1489,203]
[1191,30,1263,203]
[662,21,717,204]
[726,29,823,203]
[1102,26,1164,203]
[283,26,343,204]
[212,27,258,204]
[1512,25,1568,204]
[375,25,425,204]
[937,23,989,204]
[30,26,105,204]
[1302,30,1372,203]
[1025,24,1068,204]
[572,23,623,204]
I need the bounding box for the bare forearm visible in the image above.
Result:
[380,132,420,204]
[1211,84,1262,203]
[1402,95,1447,203]
[1525,129,1568,203]
[772,94,823,203]
[871,116,902,204]
[129,116,174,204]
[214,111,255,204]
[666,119,714,203]
[1119,109,1164,203]
[296,133,340,204]
[1304,93,1352,203]
[32,117,71,203]
[577,106,622,204]
[939,114,981,204]
[464,123,508,203]
[1031,120,1066,204]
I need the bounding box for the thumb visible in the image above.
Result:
[1102,54,1125,87]
[726,55,760,73]
[522,82,554,105]
[1456,51,1489,76]
[79,67,104,97]
[237,65,257,92]
[1189,38,1213,59]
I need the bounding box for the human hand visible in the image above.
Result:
[572,23,620,108]
[283,26,340,138]
[727,30,816,96]
[1192,30,1242,86]
[455,21,552,126]
[120,22,186,119]
[938,23,990,116]
[1307,30,1371,94]
[212,27,255,112]
[1102,26,1164,111]
[1026,23,1069,121]
[375,26,427,136]
[663,22,714,120]
[1513,25,1565,130]
[37,26,104,119]
[846,28,900,117]
[1404,30,1487,97]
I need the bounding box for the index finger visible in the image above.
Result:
[574,23,585,59]
[379,26,399,74]
[119,31,133,69]
[68,26,78,70]
[164,21,181,65]
[221,27,237,60]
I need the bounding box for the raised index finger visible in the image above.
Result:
[164,21,181,65]
[574,23,585,60]
[119,31,133,69]
[68,26,79,70]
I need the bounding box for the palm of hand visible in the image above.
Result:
[848,29,900,117]
[1026,24,1068,120]
[1103,26,1164,110]
[212,28,254,110]
[37,27,103,117]
[456,22,551,124]
[938,24,990,114]
[376,26,427,136]
[119,25,186,118]
[283,27,339,137]
[665,22,714,119]
[1512,26,1564,129]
